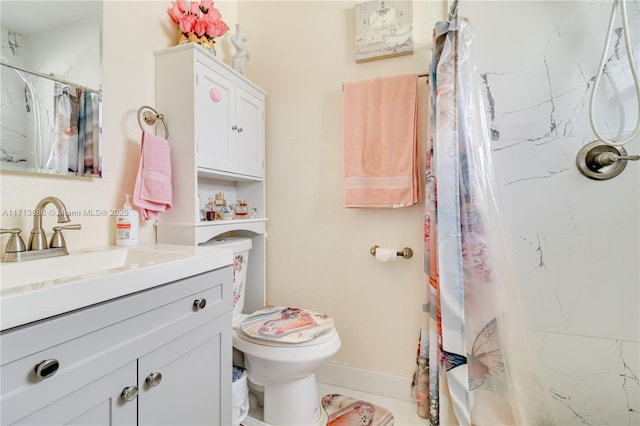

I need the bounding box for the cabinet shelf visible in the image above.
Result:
[197,167,264,182]
[195,218,267,227]
[157,219,267,246]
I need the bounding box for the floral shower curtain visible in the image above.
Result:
[413,17,556,425]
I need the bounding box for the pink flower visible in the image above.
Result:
[200,0,213,12]
[168,0,229,39]
[193,19,208,37]
[203,5,222,21]
[178,14,197,33]
[189,1,200,15]
[206,20,229,38]
[167,5,183,23]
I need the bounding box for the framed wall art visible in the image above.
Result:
[354,0,414,63]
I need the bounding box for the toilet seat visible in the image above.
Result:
[235,326,338,348]
[236,306,336,345]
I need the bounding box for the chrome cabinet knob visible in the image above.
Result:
[237,127,243,133]
[193,298,207,310]
[231,125,238,131]
[121,385,139,402]
[34,359,59,379]
[145,372,163,387]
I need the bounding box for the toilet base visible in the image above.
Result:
[247,374,327,426]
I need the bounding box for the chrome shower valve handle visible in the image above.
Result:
[591,152,640,168]
[576,141,638,180]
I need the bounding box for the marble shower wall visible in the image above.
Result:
[464,1,639,425]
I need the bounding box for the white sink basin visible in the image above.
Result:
[2,246,190,291]
[0,244,233,331]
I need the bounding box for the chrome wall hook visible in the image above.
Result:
[576,141,639,180]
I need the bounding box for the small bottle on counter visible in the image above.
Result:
[116,194,139,246]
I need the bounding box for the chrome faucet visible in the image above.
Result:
[28,196,71,250]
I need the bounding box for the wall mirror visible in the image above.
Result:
[0,1,103,177]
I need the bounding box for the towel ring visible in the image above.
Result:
[137,105,169,139]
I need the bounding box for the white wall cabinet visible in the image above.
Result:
[195,61,264,178]
[0,268,232,426]
[155,44,267,314]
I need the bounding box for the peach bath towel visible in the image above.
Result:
[343,73,420,208]
[133,132,173,220]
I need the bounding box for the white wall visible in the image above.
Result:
[238,0,444,378]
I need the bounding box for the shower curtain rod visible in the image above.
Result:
[0,61,101,94]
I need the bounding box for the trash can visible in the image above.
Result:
[232,366,249,426]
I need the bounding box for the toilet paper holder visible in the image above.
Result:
[370,245,413,259]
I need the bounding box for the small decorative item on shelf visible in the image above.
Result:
[233,200,249,218]
[206,197,216,221]
[214,192,234,220]
[168,0,230,56]
[230,24,250,75]
[218,205,234,220]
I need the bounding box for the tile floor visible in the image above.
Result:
[242,382,425,425]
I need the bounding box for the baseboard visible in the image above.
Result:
[316,362,416,403]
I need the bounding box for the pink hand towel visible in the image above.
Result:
[133,132,173,220]
[343,73,420,208]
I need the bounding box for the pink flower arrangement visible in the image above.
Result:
[168,0,229,40]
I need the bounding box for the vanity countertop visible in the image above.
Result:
[0,243,233,331]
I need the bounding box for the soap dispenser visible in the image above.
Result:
[116,194,139,246]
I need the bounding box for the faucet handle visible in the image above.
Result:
[49,224,82,249]
[0,228,27,253]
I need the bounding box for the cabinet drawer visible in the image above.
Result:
[1,266,232,419]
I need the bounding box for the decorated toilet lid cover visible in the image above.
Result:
[240,306,335,343]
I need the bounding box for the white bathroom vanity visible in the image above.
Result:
[0,244,234,425]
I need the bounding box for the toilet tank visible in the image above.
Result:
[201,237,252,319]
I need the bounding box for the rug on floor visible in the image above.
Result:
[321,393,394,426]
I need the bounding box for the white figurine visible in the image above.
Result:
[231,24,250,75]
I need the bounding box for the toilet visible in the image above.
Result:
[204,237,341,426]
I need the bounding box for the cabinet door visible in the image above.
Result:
[137,314,231,426]
[232,86,265,178]
[4,361,137,426]
[195,62,235,172]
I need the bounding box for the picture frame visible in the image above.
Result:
[354,0,414,63]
